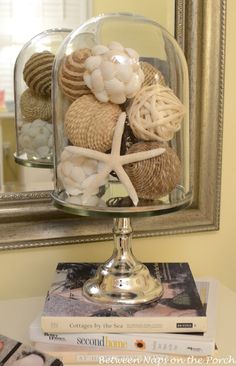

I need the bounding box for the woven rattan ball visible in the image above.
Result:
[140,61,166,87]
[23,51,54,97]
[59,48,92,101]
[20,89,52,122]
[128,84,185,142]
[124,142,181,200]
[64,94,121,151]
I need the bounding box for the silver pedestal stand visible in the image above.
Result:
[83,217,163,305]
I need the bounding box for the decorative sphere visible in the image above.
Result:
[124,141,181,200]
[20,89,51,122]
[23,51,54,97]
[64,94,121,152]
[57,147,107,205]
[59,48,92,101]
[128,84,185,142]
[140,61,166,87]
[83,41,144,104]
[19,119,53,159]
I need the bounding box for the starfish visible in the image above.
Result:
[65,112,165,206]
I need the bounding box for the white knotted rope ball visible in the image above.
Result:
[57,147,107,204]
[83,41,144,104]
[18,119,53,159]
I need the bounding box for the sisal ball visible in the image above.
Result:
[64,94,121,152]
[128,84,185,142]
[23,51,54,97]
[140,61,166,87]
[20,88,52,122]
[124,142,181,200]
[59,48,92,101]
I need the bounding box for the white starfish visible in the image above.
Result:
[65,112,165,206]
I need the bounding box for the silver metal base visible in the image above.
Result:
[83,218,163,305]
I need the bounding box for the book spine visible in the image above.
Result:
[41,316,207,335]
[34,346,212,365]
[33,349,155,365]
[30,328,214,356]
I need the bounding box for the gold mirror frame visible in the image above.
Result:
[0,0,226,250]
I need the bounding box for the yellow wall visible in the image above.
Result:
[92,0,175,34]
[0,0,236,300]
[92,0,175,60]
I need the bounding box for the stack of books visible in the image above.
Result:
[29,263,218,365]
[0,333,62,365]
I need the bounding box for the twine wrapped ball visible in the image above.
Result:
[20,89,52,122]
[128,84,185,142]
[64,94,121,152]
[124,142,181,200]
[83,41,144,104]
[23,51,54,97]
[59,48,92,101]
[140,61,166,87]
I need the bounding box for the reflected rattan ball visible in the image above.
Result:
[20,88,52,122]
[124,141,181,200]
[64,94,122,152]
[23,51,54,97]
[59,48,92,101]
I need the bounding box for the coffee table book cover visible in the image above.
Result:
[41,263,206,334]
[0,334,62,366]
[31,279,217,357]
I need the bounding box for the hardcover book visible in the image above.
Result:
[0,334,62,366]
[31,279,217,357]
[31,344,215,365]
[41,262,207,333]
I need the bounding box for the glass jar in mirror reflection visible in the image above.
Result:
[14,28,71,170]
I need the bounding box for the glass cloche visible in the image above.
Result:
[52,14,192,304]
[14,28,71,168]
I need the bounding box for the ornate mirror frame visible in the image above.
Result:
[0,0,226,250]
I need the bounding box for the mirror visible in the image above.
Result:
[0,0,92,193]
[0,0,174,194]
[0,0,225,250]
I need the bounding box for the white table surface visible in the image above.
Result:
[0,283,236,365]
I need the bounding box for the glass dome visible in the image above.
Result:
[14,28,71,168]
[52,13,192,217]
[51,13,193,305]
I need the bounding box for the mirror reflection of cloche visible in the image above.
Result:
[14,28,71,169]
[52,13,192,305]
